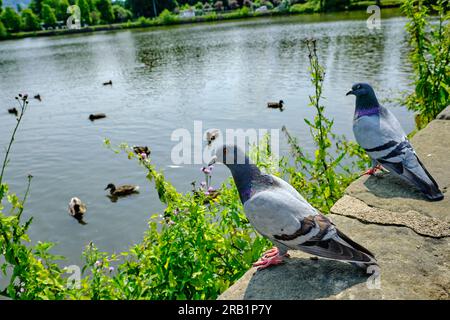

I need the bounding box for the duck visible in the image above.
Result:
[8,108,18,116]
[103,80,112,86]
[133,146,151,158]
[105,183,139,197]
[267,100,284,111]
[68,197,87,225]
[89,113,106,121]
[34,94,42,101]
[206,129,220,146]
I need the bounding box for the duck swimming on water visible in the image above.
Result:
[68,197,87,225]
[89,113,106,121]
[267,100,284,111]
[8,108,18,116]
[105,183,139,197]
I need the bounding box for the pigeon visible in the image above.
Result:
[209,144,377,270]
[347,83,444,201]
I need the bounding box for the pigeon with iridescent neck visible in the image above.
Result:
[209,145,377,270]
[347,82,443,201]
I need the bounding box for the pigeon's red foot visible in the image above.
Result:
[262,247,279,259]
[253,247,288,270]
[362,164,382,176]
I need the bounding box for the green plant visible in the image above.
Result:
[157,9,179,25]
[290,2,320,13]
[402,0,450,128]
[279,39,369,212]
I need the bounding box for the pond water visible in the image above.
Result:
[0,9,415,268]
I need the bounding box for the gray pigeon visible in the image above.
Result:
[209,145,377,270]
[348,83,444,201]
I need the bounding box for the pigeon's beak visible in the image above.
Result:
[346,90,354,96]
[208,156,217,166]
[104,186,109,190]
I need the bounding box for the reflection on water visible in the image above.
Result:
[0,10,414,267]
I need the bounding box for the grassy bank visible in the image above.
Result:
[0,1,405,41]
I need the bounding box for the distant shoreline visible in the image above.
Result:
[0,5,403,41]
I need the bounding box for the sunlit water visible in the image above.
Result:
[0,10,414,270]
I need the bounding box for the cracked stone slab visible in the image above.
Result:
[346,120,450,223]
[331,195,450,238]
[218,214,450,300]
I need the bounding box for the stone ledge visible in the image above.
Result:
[331,195,449,238]
[437,105,450,120]
[218,214,449,300]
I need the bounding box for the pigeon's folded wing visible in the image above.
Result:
[243,189,328,247]
[244,186,376,264]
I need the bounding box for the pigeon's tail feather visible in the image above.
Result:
[379,156,444,201]
[335,229,375,259]
[407,167,444,201]
[414,156,444,201]
[298,231,376,265]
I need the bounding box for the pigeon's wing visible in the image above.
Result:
[353,107,406,161]
[270,175,310,204]
[244,188,376,263]
[377,141,443,200]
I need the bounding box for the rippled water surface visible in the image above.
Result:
[0,10,414,266]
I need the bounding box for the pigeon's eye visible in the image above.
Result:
[356,85,361,89]
[223,147,227,155]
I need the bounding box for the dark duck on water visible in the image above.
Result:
[267,100,284,111]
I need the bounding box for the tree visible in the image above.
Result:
[126,0,154,17]
[41,4,57,26]
[21,9,41,31]
[77,0,92,25]
[87,0,96,12]
[1,7,22,32]
[0,21,7,38]
[90,10,100,24]
[0,0,2,15]
[112,4,132,23]
[56,0,70,21]
[30,0,46,16]
[96,0,115,23]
